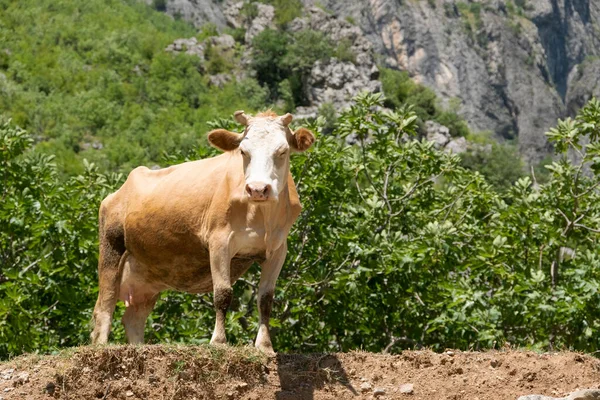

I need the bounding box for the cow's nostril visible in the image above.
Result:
[246,182,271,200]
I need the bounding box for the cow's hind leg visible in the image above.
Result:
[122,292,159,344]
[209,239,233,345]
[91,219,126,344]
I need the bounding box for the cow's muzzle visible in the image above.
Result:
[245,182,272,202]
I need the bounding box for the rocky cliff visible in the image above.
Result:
[151,0,600,163]
[308,0,600,163]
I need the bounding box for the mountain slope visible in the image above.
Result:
[0,0,267,174]
[156,0,600,163]
[311,0,600,163]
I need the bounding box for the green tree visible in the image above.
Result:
[3,95,600,359]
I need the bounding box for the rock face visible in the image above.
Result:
[153,0,600,163]
[224,2,276,43]
[142,0,226,29]
[165,34,237,86]
[288,7,382,118]
[165,37,205,58]
[303,0,600,163]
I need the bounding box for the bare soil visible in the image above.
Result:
[1,345,599,400]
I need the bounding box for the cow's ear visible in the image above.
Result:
[289,127,315,152]
[208,129,243,152]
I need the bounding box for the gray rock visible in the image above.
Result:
[223,1,243,29]
[165,37,205,58]
[207,34,235,50]
[425,120,450,148]
[373,387,386,396]
[209,73,233,88]
[399,383,414,394]
[15,372,29,385]
[0,369,14,380]
[224,2,275,43]
[445,137,468,154]
[360,382,372,393]
[566,58,600,116]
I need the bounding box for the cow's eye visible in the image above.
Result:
[277,149,287,158]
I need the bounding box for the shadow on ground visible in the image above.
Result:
[275,353,357,399]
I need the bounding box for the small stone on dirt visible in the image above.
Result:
[1,369,14,380]
[126,390,134,397]
[45,382,56,394]
[178,371,191,381]
[373,387,386,396]
[360,382,372,393]
[2,388,12,393]
[14,372,29,385]
[148,374,159,383]
[490,359,501,368]
[399,383,414,394]
[523,372,537,382]
[236,382,249,391]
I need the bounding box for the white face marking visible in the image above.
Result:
[238,117,290,202]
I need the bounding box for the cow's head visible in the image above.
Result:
[208,110,315,202]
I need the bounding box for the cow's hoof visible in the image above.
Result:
[256,344,276,356]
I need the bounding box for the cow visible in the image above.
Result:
[90,110,315,354]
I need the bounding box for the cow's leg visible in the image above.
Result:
[91,220,125,345]
[209,238,232,345]
[255,243,287,354]
[122,292,159,344]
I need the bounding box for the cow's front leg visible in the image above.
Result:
[256,243,287,354]
[209,238,233,345]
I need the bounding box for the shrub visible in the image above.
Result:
[250,28,290,96]
[262,0,303,26]
[334,39,356,64]
[152,0,167,12]
[380,68,470,137]
[3,96,600,358]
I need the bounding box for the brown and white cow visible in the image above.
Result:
[90,110,315,353]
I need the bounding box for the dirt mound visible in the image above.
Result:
[1,345,599,399]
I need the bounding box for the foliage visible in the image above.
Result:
[461,134,525,192]
[251,29,335,107]
[334,39,357,64]
[250,29,291,97]
[0,0,268,175]
[3,95,600,359]
[259,0,303,26]
[152,0,167,12]
[0,120,120,356]
[380,68,470,137]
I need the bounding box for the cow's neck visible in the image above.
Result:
[248,180,290,258]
